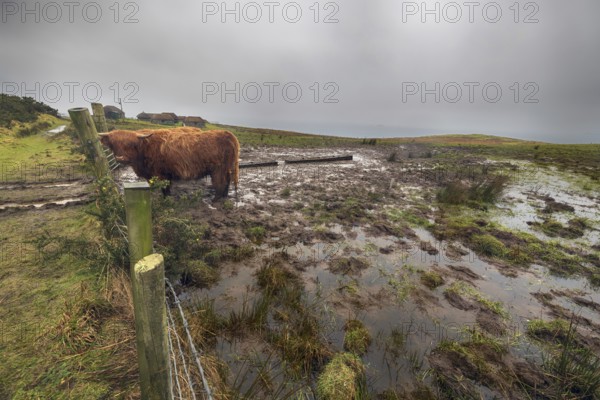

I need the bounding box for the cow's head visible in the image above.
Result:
[98,130,153,164]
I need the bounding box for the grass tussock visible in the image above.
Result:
[431,329,509,398]
[245,225,267,244]
[343,319,372,355]
[256,263,300,296]
[48,271,139,397]
[547,341,600,398]
[421,271,445,289]
[224,295,271,336]
[527,319,570,344]
[432,211,586,278]
[280,187,291,197]
[437,175,509,205]
[471,234,507,258]
[533,217,589,239]
[445,282,507,318]
[183,260,220,288]
[316,353,366,400]
[257,256,333,376]
[539,320,600,398]
[305,195,373,225]
[222,350,309,399]
[54,284,114,353]
[188,298,224,347]
[269,309,332,376]
[387,207,432,228]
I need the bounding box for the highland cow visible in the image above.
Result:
[99,127,239,199]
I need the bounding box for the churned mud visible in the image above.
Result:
[148,145,599,397]
[0,180,93,211]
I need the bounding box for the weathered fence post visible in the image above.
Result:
[91,102,108,133]
[124,183,172,399]
[132,253,172,400]
[124,182,153,270]
[67,107,110,179]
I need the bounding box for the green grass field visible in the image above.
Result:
[0,117,138,398]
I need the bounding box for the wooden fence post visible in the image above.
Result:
[91,102,108,133]
[67,107,110,179]
[133,253,172,400]
[124,182,153,270]
[124,184,172,398]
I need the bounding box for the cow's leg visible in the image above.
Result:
[223,172,231,198]
[161,181,172,196]
[210,172,226,200]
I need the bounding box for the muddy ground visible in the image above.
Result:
[175,145,599,398]
[4,143,600,398]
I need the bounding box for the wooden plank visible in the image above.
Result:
[239,161,279,169]
[284,155,353,164]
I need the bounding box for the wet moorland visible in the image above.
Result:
[133,138,600,399]
[1,117,599,399]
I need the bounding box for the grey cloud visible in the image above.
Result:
[0,0,599,143]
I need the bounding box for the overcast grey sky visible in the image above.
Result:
[1,0,599,143]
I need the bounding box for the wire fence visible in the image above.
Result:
[165,277,214,400]
[105,171,214,399]
[116,202,214,398]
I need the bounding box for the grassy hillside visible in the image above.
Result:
[106,118,168,131]
[0,94,59,128]
[0,114,85,184]
[0,114,138,398]
[0,113,65,136]
[382,133,537,145]
[0,117,80,163]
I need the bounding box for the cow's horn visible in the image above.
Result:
[138,133,153,139]
[98,132,109,137]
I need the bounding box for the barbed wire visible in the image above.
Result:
[166,313,183,400]
[166,295,197,400]
[165,278,214,400]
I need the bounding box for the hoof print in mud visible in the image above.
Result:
[443,290,476,311]
[329,256,370,276]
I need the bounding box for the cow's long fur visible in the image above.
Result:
[100,127,239,199]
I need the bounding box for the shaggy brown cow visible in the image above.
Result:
[99,127,239,199]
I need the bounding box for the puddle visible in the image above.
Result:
[179,218,600,394]
[0,181,84,190]
[492,161,600,247]
[0,197,89,210]
[45,125,67,135]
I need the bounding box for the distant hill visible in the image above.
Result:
[209,123,542,147]
[380,133,541,146]
[0,94,59,128]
